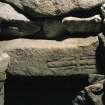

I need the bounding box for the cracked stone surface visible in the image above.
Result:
[0,36,99,76]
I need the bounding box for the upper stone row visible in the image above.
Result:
[1,0,105,17]
[1,1,105,39]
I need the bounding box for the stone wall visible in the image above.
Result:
[0,0,105,105]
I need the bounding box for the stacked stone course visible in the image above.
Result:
[0,0,105,105]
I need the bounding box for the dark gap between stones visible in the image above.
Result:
[4,74,90,105]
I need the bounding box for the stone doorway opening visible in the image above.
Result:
[4,75,90,105]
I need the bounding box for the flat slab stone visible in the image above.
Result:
[0,36,99,76]
[62,15,102,34]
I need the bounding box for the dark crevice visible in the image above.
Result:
[4,74,90,105]
[0,18,99,41]
[96,33,105,75]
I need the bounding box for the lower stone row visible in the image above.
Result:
[0,35,104,105]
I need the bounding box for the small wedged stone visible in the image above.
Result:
[0,36,99,76]
[98,33,105,47]
[100,4,105,34]
[100,3,105,18]
[43,19,66,39]
[88,74,105,84]
[0,0,105,17]
[73,79,105,105]
[84,80,105,105]
[62,15,102,34]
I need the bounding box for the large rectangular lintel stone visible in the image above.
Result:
[0,36,99,76]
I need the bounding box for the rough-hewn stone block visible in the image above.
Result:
[0,36,99,76]
[62,15,102,34]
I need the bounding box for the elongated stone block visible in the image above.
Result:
[1,20,40,37]
[62,15,102,34]
[0,36,100,76]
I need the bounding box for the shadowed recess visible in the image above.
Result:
[4,74,91,105]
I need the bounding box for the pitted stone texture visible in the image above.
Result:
[0,36,99,76]
[62,15,102,34]
[0,0,105,17]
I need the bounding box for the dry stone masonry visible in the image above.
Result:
[0,0,105,105]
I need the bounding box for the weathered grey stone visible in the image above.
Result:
[73,79,105,105]
[0,83,4,105]
[98,33,105,46]
[62,15,102,34]
[43,19,66,39]
[101,4,105,34]
[88,74,105,84]
[84,80,105,105]
[0,2,41,37]
[0,36,99,76]
[0,53,10,105]
[100,3,105,18]
[1,20,41,37]
[0,0,105,17]
[0,2,29,21]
